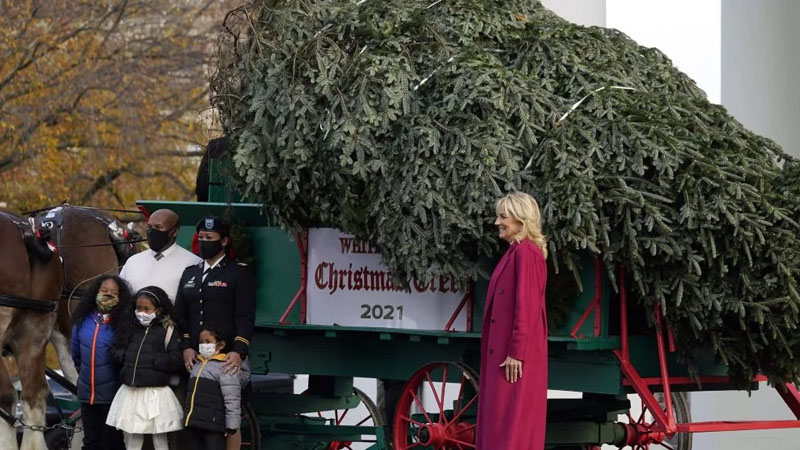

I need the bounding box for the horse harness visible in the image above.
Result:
[0,211,60,313]
[44,206,144,303]
[0,206,145,313]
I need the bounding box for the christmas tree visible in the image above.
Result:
[212,0,800,385]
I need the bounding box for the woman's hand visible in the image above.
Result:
[222,351,243,375]
[183,348,197,372]
[500,356,523,383]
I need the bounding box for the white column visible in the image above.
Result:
[721,0,800,156]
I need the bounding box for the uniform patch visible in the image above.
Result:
[208,280,228,287]
[185,276,196,288]
[205,218,215,229]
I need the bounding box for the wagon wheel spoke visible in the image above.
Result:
[449,395,477,424]
[394,363,479,450]
[409,388,435,424]
[624,393,692,450]
[637,403,648,425]
[337,407,349,425]
[440,365,448,419]
[400,414,426,427]
[304,388,382,449]
[424,370,444,422]
[454,423,476,431]
[454,373,466,416]
[355,415,372,427]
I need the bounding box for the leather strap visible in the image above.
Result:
[164,325,174,349]
[0,293,58,312]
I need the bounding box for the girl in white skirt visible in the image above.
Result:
[107,286,184,450]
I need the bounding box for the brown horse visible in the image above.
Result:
[0,211,64,450]
[40,206,140,385]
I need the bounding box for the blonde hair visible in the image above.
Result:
[496,192,548,259]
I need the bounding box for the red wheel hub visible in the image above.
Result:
[451,421,476,443]
[417,421,476,447]
[623,422,666,446]
[621,402,672,449]
[418,423,448,446]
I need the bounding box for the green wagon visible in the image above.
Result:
[134,165,800,450]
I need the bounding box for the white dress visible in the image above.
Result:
[106,384,184,434]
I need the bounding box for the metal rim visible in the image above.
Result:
[241,402,261,449]
[303,387,385,450]
[393,361,479,450]
[623,392,692,450]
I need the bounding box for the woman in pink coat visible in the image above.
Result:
[476,191,548,450]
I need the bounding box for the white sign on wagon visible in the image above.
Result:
[306,228,468,331]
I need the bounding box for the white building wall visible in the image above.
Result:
[721,0,800,156]
[541,0,606,27]
[606,0,721,103]
[692,1,800,448]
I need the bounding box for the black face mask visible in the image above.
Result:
[147,226,175,253]
[199,239,224,260]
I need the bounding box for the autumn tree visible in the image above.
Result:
[0,0,229,211]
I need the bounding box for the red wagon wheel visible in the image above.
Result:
[621,392,692,450]
[393,361,479,450]
[240,402,262,449]
[302,387,385,450]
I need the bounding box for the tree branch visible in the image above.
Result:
[80,165,130,203]
[155,150,206,157]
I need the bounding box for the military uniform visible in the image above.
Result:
[172,217,253,450]
[175,258,256,357]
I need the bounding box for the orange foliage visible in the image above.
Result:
[0,1,230,211]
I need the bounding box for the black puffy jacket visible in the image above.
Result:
[116,320,183,387]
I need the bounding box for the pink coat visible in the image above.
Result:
[476,238,548,450]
